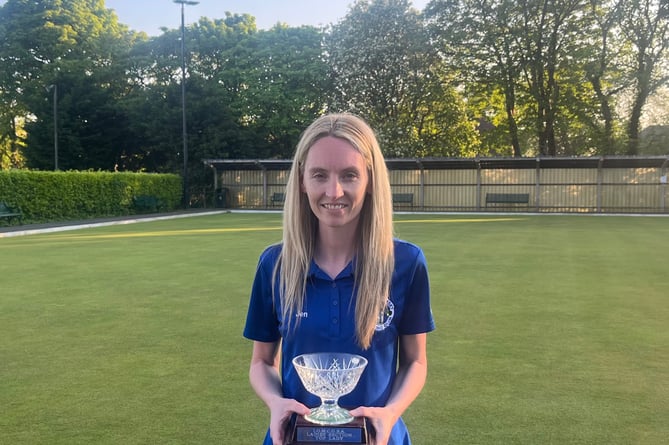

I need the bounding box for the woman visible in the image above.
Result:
[243,113,435,445]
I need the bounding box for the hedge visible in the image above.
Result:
[0,170,182,225]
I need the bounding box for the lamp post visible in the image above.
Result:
[174,0,199,208]
[46,84,59,170]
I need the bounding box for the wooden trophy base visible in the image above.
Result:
[288,415,368,444]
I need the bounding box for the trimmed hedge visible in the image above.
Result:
[0,170,181,225]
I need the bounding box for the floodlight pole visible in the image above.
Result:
[46,84,59,170]
[175,0,199,208]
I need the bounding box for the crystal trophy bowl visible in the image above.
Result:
[292,352,368,425]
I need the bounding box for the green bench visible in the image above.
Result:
[132,195,162,213]
[0,201,22,224]
[392,193,414,208]
[270,192,285,206]
[485,193,530,207]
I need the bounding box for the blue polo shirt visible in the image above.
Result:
[243,239,435,445]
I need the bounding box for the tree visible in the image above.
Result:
[119,15,332,197]
[0,0,141,170]
[327,0,477,157]
[519,0,588,156]
[619,0,669,154]
[428,0,669,156]
[428,0,596,156]
[426,0,527,156]
[236,25,332,158]
[581,0,628,154]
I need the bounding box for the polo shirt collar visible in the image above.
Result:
[307,258,356,280]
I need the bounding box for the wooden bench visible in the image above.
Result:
[392,193,414,208]
[0,201,22,223]
[485,193,530,207]
[270,192,285,206]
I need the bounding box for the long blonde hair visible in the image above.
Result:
[276,113,394,349]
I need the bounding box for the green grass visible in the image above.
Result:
[1,213,667,444]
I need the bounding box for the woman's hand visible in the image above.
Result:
[348,406,398,445]
[349,334,429,445]
[249,341,310,444]
[268,398,310,445]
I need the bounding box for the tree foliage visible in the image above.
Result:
[618,0,669,153]
[0,0,141,170]
[0,0,667,200]
[426,0,669,156]
[327,0,478,156]
[119,16,330,191]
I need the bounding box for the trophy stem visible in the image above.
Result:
[305,398,354,425]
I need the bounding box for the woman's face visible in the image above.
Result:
[301,136,370,231]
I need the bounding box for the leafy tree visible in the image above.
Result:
[228,25,332,158]
[618,0,669,154]
[581,0,628,154]
[518,0,588,156]
[327,0,477,157]
[0,0,141,170]
[121,15,331,197]
[426,0,527,156]
[428,0,596,156]
[428,0,669,156]
[0,115,26,169]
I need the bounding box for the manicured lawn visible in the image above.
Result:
[1,213,667,444]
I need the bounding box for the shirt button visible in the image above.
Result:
[332,318,338,324]
[332,300,338,306]
[331,282,337,288]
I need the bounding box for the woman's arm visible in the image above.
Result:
[249,340,310,445]
[349,333,428,445]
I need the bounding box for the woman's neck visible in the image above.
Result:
[314,226,357,279]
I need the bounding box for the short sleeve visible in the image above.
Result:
[243,245,281,342]
[397,244,435,335]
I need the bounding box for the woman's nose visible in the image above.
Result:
[326,178,343,198]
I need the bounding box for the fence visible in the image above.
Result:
[203,157,669,214]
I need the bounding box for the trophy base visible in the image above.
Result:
[288,415,368,444]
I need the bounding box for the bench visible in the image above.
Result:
[271,192,285,206]
[392,193,414,208]
[132,195,162,213]
[485,193,530,207]
[0,201,22,224]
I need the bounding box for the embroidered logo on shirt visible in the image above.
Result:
[375,299,395,331]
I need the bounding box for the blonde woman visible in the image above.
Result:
[244,113,434,445]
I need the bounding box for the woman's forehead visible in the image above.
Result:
[304,136,367,170]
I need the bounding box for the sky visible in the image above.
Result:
[105,0,430,35]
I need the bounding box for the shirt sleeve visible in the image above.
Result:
[243,246,281,343]
[397,245,436,335]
